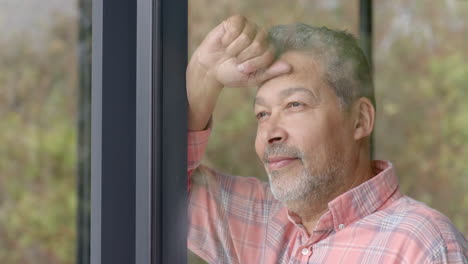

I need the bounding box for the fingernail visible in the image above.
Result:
[237,64,245,72]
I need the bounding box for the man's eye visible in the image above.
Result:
[256,111,268,120]
[287,102,303,108]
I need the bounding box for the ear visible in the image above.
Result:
[352,97,375,141]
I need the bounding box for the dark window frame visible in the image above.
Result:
[91,0,187,263]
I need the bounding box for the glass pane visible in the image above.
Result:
[188,1,358,263]
[374,0,468,236]
[0,0,82,263]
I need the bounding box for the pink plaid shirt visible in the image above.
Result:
[187,129,468,263]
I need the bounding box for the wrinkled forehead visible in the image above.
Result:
[256,51,327,98]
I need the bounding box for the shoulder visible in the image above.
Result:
[372,195,467,262]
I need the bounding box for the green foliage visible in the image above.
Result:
[0,14,77,264]
[375,8,468,234]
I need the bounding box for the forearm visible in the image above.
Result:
[186,52,223,131]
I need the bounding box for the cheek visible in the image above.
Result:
[287,114,338,155]
[254,132,263,160]
[287,118,323,146]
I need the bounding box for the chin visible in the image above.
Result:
[269,177,310,203]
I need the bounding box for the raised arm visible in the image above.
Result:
[186,15,291,131]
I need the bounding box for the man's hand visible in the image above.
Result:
[191,15,291,87]
[187,15,291,131]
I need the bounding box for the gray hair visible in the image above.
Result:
[268,23,375,110]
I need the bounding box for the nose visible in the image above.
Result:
[265,123,288,145]
[255,115,288,159]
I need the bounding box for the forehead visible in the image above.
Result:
[256,51,327,98]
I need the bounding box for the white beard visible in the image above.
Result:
[267,157,344,204]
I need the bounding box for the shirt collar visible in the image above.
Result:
[287,160,402,233]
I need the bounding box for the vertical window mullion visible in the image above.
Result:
[152,0,188,263]
[91,0,137,263]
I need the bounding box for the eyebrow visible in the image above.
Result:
[253,87,320,108]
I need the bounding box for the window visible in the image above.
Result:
[3,1,466,263]
[0,1,80,263]
[374,0,468,234]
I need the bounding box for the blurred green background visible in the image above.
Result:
[0,0,78,263]
[0,0,466,263]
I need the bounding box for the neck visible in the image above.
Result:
[287,202,328,236]
[287,148,374,235]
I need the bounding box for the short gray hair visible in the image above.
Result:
[268,23,375,110]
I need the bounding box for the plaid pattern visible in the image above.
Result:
[187,129,468,264]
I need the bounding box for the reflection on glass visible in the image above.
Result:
[0,1,79,263]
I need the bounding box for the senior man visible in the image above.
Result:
[186,15,468,263]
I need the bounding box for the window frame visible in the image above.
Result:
[91,0,188,263]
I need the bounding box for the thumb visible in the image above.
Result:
[258,61,292,82]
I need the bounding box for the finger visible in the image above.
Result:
[201,22,226,49]
[221,15,246,46]
[237,45,275,74]
[255,60,292,83]
[225,22,257,57]
[236,28,268,63]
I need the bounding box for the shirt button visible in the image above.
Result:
[301,248,310,255]
[338,224,345,230]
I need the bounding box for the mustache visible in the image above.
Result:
[262,143,304,163]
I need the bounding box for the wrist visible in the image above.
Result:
[187,51,223,91]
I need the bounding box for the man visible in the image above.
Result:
[186,15,468,263]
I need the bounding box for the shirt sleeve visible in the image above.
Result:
[423,224,468,264]
[186,129,278,263]
[187,128,211,190]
